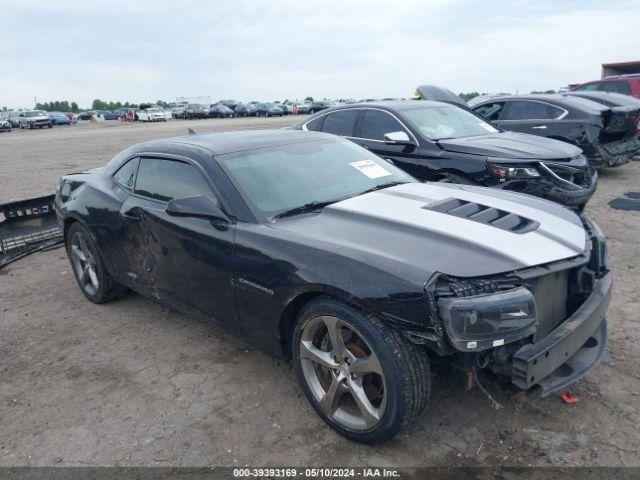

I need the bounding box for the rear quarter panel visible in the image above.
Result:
[57,172,129,280]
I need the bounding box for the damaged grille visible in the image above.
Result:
[425,198,539,234]
[531,270,569,340]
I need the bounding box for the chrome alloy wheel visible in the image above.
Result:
[299,315,387,430]
[70,231,99,296]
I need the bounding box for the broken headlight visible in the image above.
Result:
[438,287,537,352]
[489,164,541,180]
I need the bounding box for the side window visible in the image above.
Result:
[547,104,566,119]
[474,102,505,121]
[134,158,217,204]
[504,101,555,120]
[602,81,632,94]
[304,115,325,132]
[322,110,359,136]
[359,110,405,140]
[113,157,139,190]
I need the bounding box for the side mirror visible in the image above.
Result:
[166,195,231,223]
[384,131,413,145]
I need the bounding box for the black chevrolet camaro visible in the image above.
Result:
[55,130,611,443]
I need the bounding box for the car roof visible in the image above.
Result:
[472,94,608,114]
[323,99,453,111]
[564,91,640,107]
[582,76,639,82]
[133,130,338,156]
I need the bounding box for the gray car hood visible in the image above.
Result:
[272,182,587,280]
[438,131,582,160]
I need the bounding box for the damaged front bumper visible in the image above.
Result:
[590,137,640,167]
[493,218,611,395]
[0,195,63,268]
[500,169,597,209]
[508,277,611,396]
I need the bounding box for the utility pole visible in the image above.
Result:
[34,96,37,108]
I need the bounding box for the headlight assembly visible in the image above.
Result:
[438,287,537,351]
[489,164,541,180]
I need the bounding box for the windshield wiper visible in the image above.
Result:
[357,181,409,197]
[272,200,340,219]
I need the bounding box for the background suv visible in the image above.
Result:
[19,110,53,129]
[572,75,640,99]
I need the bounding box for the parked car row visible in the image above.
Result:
[167,100,337,119]
[1,98,343,132]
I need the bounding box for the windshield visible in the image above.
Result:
[188,104,203,109]
[403,105,498,140]
[26,111,47,117]
[148,108,161,113]
[218,139,413,217]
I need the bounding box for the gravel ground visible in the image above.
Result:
[0,118,639,467]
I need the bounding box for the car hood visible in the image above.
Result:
[271,182,587,280]
[437,131,582,160]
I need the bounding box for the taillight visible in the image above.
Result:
[636,116,640,134]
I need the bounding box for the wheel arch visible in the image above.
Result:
[62,215,81,243]
[278,286,376,360]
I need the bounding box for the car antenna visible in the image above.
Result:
[187,128,197,135]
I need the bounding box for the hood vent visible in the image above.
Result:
[425,198,539,234]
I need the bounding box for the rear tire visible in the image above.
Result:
[66,222,128,304]
[292,297,430,444]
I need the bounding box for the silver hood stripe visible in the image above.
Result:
[327,183,586,267]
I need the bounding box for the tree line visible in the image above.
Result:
[30,98,157,112]
[33,100,80,112]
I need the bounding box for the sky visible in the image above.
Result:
[1,0,639,109]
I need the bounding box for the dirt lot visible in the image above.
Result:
[1,118,639,467]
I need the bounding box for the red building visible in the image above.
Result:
[601,60,640,79]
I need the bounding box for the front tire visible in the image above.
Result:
[66,222,128,303]
[292,297,430,444]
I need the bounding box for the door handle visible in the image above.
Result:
[121,211,142,224]
[532,125,547,130]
